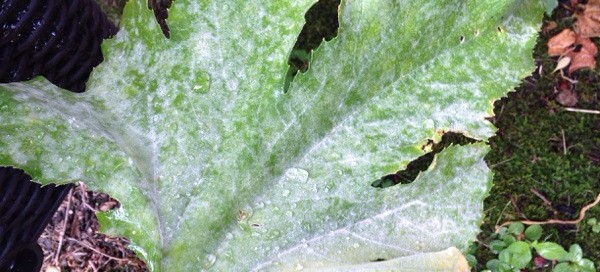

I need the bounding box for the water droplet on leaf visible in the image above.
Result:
[202,254,217,269]
[270,230,281,239]
[193,72,211,94]
[284,168,309,183]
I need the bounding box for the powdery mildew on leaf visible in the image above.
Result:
[0,0,544,270]
[302,247,470,272]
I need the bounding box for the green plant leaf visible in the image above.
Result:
[497,261,513,272]
[553,262,575,272]
[307,247,470,272]
[524,224,543,241]
[553,260,596,272]
[576,259,597,272]
[502,241,532,269]
[486,259,501,272]
[490,240,507,253]
[568,244,583,262]
[508,222,524,235]
[587,218,597,225]
[0,0,544,270]
[534,242,569,261]
[466,253,478,267]
[492,227,509,240]
[503,234,517,245]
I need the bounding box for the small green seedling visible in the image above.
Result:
[482,223,596,272]
[465,243,479,267]
[587,218,600,233]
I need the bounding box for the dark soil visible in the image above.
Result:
[39,183,147,271]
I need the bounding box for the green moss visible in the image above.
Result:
[476,9,600,270]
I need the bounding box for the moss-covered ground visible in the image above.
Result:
[474,6,600,269]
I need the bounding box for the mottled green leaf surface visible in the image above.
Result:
[306,247,469,272]
[0,0,544,270]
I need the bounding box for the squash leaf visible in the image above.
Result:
[0,0,544,270]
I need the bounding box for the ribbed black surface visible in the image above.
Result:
[0,0,117,92]
[0,1,170,271]
[0,167,71,271]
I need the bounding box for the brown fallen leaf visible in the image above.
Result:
[566,35,598,73]
[575,0,600,37]
[548,29,576,56]
[575,34,599,55]
[567,51,596,73]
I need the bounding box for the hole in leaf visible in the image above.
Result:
[371,132,478,188]
[283,0,341,92]
[148,0,173,38]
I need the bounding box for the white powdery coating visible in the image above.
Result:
[87,0,318,268]
[0,0,542,270]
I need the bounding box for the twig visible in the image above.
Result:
[530,189,551,206]
[561,129,567,156]
[476,238,491,250]
[67,237,129,262]
[489,157,515,168]
[498,104,505,120]
[559,69,578,83]
[509,195,525,219]
[495,201,512,227]
[530,188,558,215]
[496,193,600,231]
[83,201,98,212]
[88,260,98,272]
[564,107,600,114]
[53,188,73,266]
[101,258,113,271]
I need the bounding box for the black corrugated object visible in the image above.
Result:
[0,0,118,93]
[0,0,171,270]
[1,0,118,270]
[0,167,72,272]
